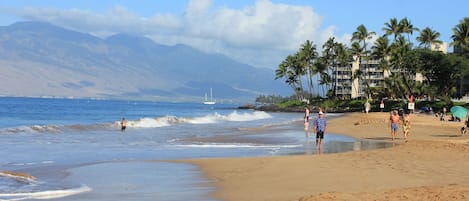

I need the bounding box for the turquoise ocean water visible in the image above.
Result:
[0,97,390,200]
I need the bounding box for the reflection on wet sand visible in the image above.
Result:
[315,147,323,155]
[304,130,311,155]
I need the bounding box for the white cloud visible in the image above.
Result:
[185,0,212,17]
[12,0,337,68]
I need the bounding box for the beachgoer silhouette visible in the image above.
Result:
[121,117,127,132]
[304,107,310,131]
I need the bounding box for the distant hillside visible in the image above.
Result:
[0,21,290,102]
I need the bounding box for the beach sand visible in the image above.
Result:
[183,112,469,201]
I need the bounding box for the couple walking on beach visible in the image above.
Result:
[304,107,327,150]
[389,110,411,141]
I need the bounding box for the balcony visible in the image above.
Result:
[367,75,384,79]
[335,66,352,71]
[360,66,381,72]
[333,75,352,80]
[336,89,352,95]
[336,82,352,87]
[360,59,380,65]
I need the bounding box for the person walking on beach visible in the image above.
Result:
[121,117,127,132]
[380,99,385,112]
[403,111,411,141]
[461,117,469,135]
[364,101,371,114]
[304,106,310,131]
[389,110,401,140]
[313,111,327,150]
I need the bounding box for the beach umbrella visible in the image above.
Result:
[450,106,468,119]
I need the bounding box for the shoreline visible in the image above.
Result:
[182,112,469,201]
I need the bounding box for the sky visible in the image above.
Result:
[0,0,467,69]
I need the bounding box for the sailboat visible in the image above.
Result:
[203,88,216,105]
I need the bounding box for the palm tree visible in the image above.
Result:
[389,36,414,98]
[383,77,397,99]
[322,37,337,63]
[275,54,303,99]
[351,24,376,99]
[383,18,402,41]
[372,36,391,64]
[298,40,319,100]
[322,37,338,96]
[399,17,419,42]
[352,25,376,52]
[335,43,351,66]
[416,27,442,49]
[319,71,331,97]
[322,37,353,99]
[275,56,294,89]
[450,17,469,96]
[371,36,392,97]
[451,17,469,57]
[290,53,306,99]
[349,42,362,58]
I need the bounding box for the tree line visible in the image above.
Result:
[275,17,469,103]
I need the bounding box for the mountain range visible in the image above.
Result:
[0,21,290,102]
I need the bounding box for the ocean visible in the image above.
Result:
[0,97,391,201]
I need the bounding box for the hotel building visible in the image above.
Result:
[332,42,447,99]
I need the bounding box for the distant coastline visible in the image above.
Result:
[238,103,356,113]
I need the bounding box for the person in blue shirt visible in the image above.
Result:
[313,111,327,150]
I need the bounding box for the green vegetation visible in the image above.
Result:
[255,97,468,113]
[271,17,469,110]
[255,94,297,104]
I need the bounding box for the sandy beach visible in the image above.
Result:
[184,112,469,201]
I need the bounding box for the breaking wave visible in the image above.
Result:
[121,111,271,128]
[0,185,91,201]
[0,111,272,134]
[0,171,91,200]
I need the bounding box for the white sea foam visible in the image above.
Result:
[123,116,179,128]
[127,117,169,128]
[175,143,301,149]
[120,111,272,128]
[30,125,61,133]
[185,113,221,124]
[224,111,272,121]
[0,185,91,200]
[187,111,272,124]
[1,125,62,135]
[0,111,274,133]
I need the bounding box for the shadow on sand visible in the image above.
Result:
[431,134,464,138]
[366,137,401,141]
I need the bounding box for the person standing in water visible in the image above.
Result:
[121,117,127,132]
[313,111,327,150]
[304,106,310,131]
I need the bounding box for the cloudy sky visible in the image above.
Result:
[0,0,467,68]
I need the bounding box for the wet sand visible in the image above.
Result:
[183,112,469,201]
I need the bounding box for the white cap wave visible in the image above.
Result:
[120,111,272,128]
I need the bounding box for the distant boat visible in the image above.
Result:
[203,88,216,105]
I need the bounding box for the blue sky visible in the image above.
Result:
[0,0,467,68]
